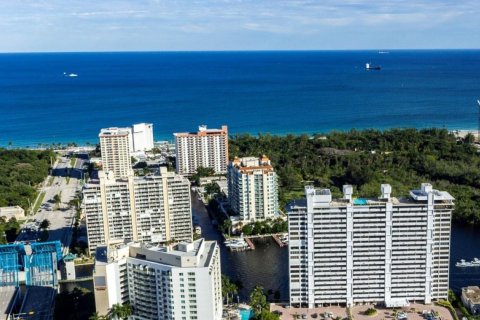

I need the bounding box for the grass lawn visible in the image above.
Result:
[32,191,46,214]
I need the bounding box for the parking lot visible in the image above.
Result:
[270,304,347,320]
[269,303,453,320]
[351,303,452,320]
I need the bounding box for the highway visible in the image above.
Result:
[16,154,87,256]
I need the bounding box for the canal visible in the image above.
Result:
[192,192,480,301]
[64,194,480,303]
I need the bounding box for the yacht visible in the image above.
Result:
[365,63,381,70]
[225,239,247,249]
[456,259,473,267]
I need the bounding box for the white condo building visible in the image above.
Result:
[83,167,193,255]
[174,125,228,175]
[93,239,223,320]
[132,123,154,152]
[227,156,279,222]
[289,183,453,308]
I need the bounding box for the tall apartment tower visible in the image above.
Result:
[227,156,279,222]
[93,239,223,320]
[288,183,453,308]
[99,127,133,178]
[174,125,228,175]
[132,123,154,152]
[83,167,193,255]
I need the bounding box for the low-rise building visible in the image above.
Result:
[93,238,223,320]
[462,286,480,315]
[0,206,25,220]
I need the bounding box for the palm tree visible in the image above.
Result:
[53,193,61,210]
[89,312,107,320]
[107,303,132,320]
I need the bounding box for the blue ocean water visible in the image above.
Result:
[1,50,479,147]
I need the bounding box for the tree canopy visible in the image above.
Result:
[230,128,480,225]
[0,148,54,211]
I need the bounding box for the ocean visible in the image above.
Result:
[1,50,479,147]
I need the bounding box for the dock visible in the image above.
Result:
[272,234,286,247]
[244,237,255,250]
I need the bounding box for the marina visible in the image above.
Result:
[456,258,480,267]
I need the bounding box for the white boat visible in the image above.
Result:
[280,234,289,244]
[456,259,474,267]
[227,241,247,249]
[471,258,480,265]
[225,239,247,249]
[64,72,78,77]
[194,226,202,235]
[365,63,381,70]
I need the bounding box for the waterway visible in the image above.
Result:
[62,195,480,302]
[191,193,289,302]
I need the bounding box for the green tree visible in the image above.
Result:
[222,275,238,305]
[204,182,221,197]
[191,166,215,185]
[107,303,132,320]
[89,312,107,320]
[221,219,232,237]
[252,310,280,320]
[53,193,62,210]
[39,219,51,230]
[464,133,475,144]
[249,286,268,314]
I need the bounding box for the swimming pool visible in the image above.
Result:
[353,198,368,205]
[240,309,252,320]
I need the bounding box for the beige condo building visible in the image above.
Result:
[174,125,228,175]
[83,167,193,255]
[227,156,279,222]
[99,127,133,179]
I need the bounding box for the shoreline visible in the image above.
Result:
[2,127,478,150]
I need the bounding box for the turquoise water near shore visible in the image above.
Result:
[1,50,479,147]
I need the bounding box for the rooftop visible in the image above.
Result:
[96,238,217,269]
[19,286,56,319]
[230,155,274,172]
[463,286,480,304]
[99,127,131,137]
[291,183,454,210]
[174,125,228,137]
[0,286,18,317]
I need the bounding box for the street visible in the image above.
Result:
[16,154,87,256]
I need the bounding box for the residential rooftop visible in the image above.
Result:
[462,286,480,304]
[174,125,228,137]
[289,183,454,210]
[95,238,217,269]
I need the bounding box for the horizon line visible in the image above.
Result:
[1,48,480,54]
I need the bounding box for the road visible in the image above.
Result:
[17,154,87,256]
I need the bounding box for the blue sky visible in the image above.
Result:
[1,0,479,52]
